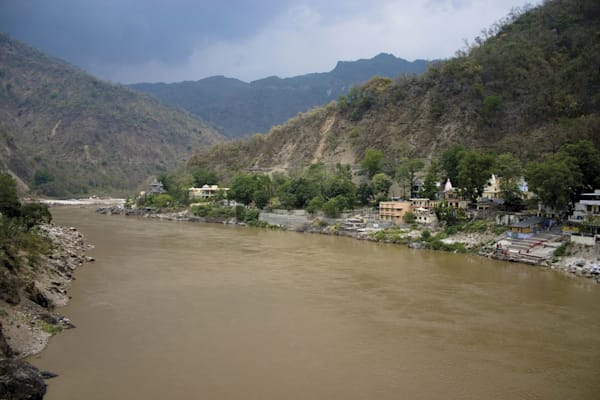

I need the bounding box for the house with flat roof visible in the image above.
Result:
[189,184,229,201]
[508,216,545,239]
[569,190,600,223]
[379,201,412,224]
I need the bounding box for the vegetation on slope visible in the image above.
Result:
[0,34,225,197]
[0,173,52,306]
[188,0,600,177]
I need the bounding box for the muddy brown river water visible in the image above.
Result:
[30,207,600,399]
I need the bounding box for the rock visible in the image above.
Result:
[25,283,51,309]
[37,313,60,325]
[0,359,47,400]
[408,241,425,249]
[0,322,13,358]
[40,371,58,379]
[0,272,21,305]
[85,256,95,262]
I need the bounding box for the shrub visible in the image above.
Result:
[554,242,569,257]
[322,198,342,218]
[235,205,246,221]
[421,230,431,241]
[243,208,260,224]
[20,203,52,230]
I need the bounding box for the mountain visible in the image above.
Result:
[130,54,430,138]
[188,0,600,176]
[0,34,225,197]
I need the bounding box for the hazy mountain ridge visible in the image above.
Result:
[189,0,600,175]
[130,54,431,137]
[0,34,225,196]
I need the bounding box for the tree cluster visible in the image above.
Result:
[1,172,52,274]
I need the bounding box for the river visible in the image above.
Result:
[30,207,600,399]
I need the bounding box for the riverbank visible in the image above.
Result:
[0,224,91,399]
[97,206,599,283]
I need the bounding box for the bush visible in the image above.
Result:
[444,225,459,235]
[235,205,246,221]
[139,193,173,208]
[554,242,569,257]
[322,198,342,218]
[19,203,52,230]
[243,208,260,224]
[404,212,416,224]
[193,204,234,219]
[306,196,324,215]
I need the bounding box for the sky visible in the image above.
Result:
[0,0,541,84]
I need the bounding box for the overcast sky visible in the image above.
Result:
[0,0,541,84]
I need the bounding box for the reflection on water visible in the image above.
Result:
[31,207,600,400]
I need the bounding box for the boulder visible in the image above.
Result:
[0,359,47,400]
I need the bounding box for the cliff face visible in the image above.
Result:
[0,223,90,400]
[190,0,600,175]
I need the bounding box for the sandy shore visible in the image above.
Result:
[37,197,125,207]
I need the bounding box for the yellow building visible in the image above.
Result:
[379,201,412,224]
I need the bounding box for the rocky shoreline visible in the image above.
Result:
[0,224,92,400]
[97,206,599,283]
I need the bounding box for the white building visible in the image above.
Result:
[189,185,229,201]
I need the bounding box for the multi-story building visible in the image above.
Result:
[379,201,412,224]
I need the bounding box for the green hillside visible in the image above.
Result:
[189,0,600,175]
[0,34,225,197]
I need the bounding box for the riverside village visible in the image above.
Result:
[101,164,600,283]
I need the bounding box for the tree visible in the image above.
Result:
[558,140,600,195]
[148,193,173,208]
[322,197,343,218]
[20,203,51,230]
[441,144,466,184]
[371,173,393,199]
[493,153,524,210]
[494,153,522,181]
[357,183,374,206]
[324,175,356,208]
[0,172,21,219]
[396,158,425,198]
[419,161,441,200]
[229,173,272,207]
[361,148,384,178]
[278,177,319,209]
[158,171,194,206]
[525,153,582,214]
[457,150,495,202]
[435,202,467,226]
[306,196,324,215]
[191,167,218,186]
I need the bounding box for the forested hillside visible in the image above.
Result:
[0,34,225,196]
[189,0,600,176]
[130,53,430,137]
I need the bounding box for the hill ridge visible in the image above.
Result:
[188,0,600,176]
[130,53,431,137]
[0,33,225,196]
